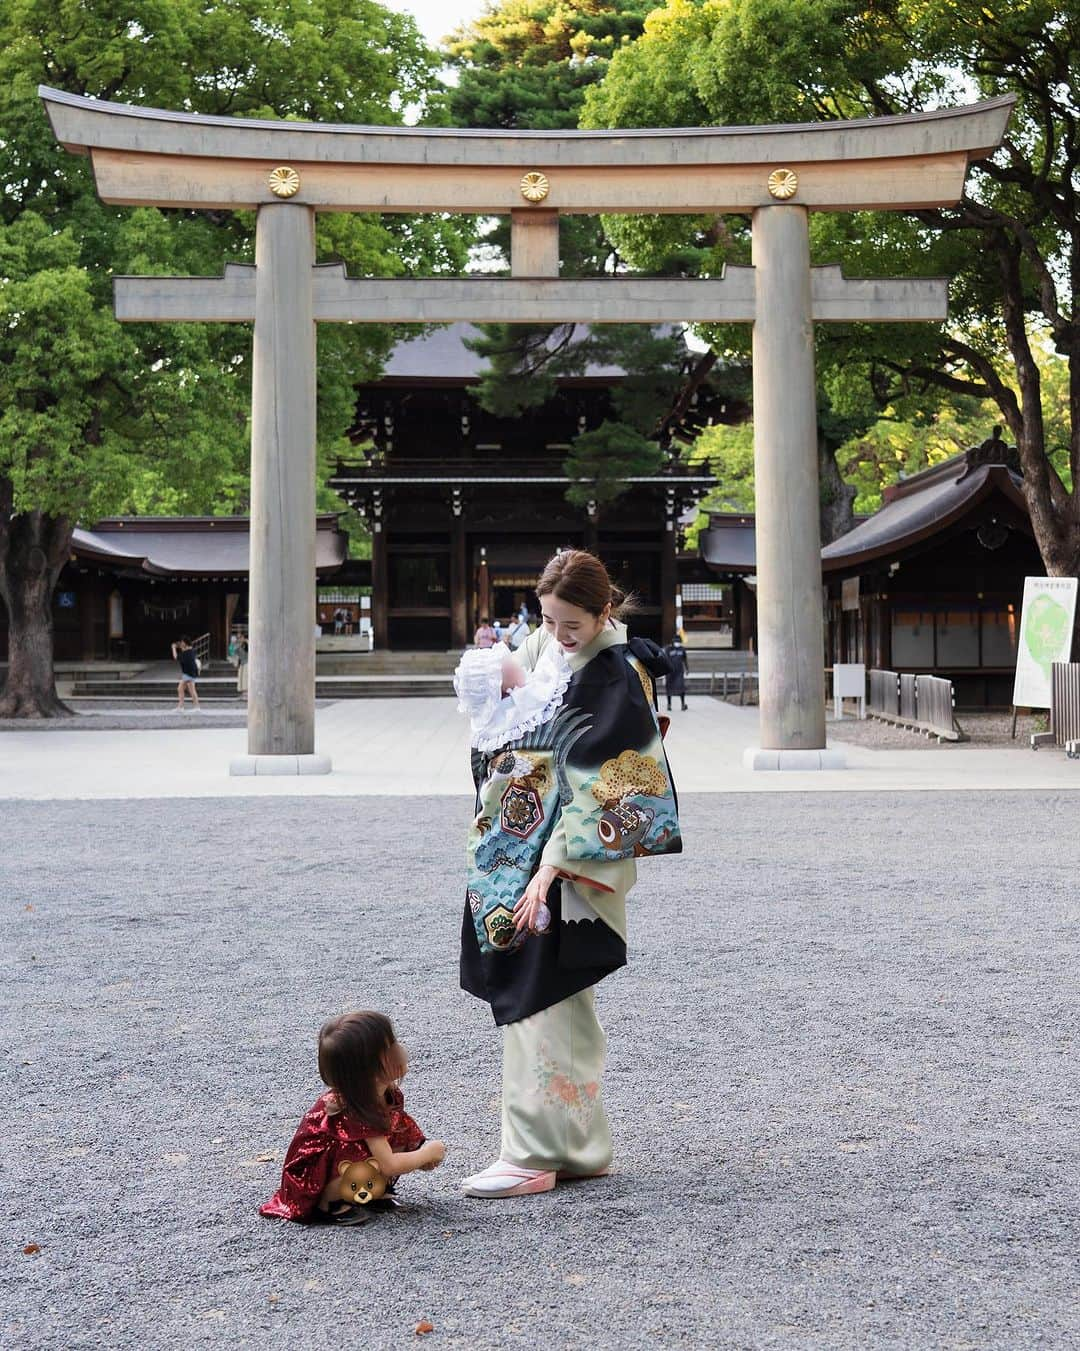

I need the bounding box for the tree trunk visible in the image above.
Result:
[819,435,857,546]
[0,509,74,719]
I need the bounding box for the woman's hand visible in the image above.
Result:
[514,864,557,933]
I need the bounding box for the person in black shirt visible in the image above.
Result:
[171,635,201,712]
[663,637,689,711]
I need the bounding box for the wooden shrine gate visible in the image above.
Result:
[40,87,1011,773]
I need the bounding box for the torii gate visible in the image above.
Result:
[40,87,1012,774]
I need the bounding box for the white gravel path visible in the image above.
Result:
[4,792,1077,1350]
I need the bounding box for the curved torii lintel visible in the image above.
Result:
[38,86,1013,214]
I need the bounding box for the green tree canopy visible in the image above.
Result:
[443,0,653,131]
[0,0,468,714]
[443,0,654,274]
[584,0,1080,573]
[443,0,733,511]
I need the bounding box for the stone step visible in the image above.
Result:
[68,673,458,700]
[69,680,242,700]
[316,651,463,674]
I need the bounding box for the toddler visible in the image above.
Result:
[260,1011,444,1225]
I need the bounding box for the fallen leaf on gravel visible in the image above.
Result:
[414,1320,434,1336]
[163,1152,189,1165]
[564,1273,587,1287]
[837,1140,873,1152]
[254,1150,277,1162]
[198,1310,226,1321]
[268,1294,280,1305]
[303,1278,323,1293]
[24,904,33,912]
[23,1244,40,1256]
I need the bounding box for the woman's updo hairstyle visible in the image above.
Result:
[535,549,633,619]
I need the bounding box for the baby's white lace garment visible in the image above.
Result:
[455,644,572,753]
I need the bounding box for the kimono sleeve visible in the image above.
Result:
[557,648,682,864]
[540,817,618,893]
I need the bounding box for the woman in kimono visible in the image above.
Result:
[460,549,681,1198]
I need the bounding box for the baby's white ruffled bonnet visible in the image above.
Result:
[453,643,571,753]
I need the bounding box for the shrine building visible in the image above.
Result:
[329,323,723,650]
[698,432,1043,706]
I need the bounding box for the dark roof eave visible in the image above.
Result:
[821,466,1030,573]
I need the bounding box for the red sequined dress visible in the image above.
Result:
[260,1087,425,1222]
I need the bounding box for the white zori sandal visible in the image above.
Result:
[461,1161,557,1198]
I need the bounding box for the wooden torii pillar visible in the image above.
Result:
[39,87,1012,774]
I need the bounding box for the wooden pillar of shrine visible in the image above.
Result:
[477,549,491,625]
[80,577,100,661]
[450,504,467,649]
[372,516,389,651]
[661,493,677,643]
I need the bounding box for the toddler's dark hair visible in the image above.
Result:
[318,1011,403,1132]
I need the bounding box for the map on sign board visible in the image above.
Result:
[1012,577,1079,709]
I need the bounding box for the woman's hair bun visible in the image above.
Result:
[536,549,636,619]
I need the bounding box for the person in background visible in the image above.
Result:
[235,632,249,699]
[492,618,505,645]
[474,617,497,649]
[663,635,689,711]
[506,612,531,651]
[171,635,201,712]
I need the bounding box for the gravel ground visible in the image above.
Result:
[824,711,1048,752]
[4,793,1077,1351]
[703,698,1050,753]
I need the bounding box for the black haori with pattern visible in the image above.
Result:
[460,641,681,1026]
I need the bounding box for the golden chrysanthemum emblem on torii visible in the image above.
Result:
[268,166,301,198]
[519,171,550,203]
[767,168,799,200]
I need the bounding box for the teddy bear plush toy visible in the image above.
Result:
[318,1158,388,1224]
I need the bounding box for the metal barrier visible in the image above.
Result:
[1032,662,1080,757]
[867,668,963,742]
[916,675,957,739]
[191,631,211,668]
[900,673,918,721]
[706,669,759,703]
[869,669,900,716]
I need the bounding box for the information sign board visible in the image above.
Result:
[1012,576,1078,709]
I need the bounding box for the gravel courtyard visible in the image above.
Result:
[4,792,1077,1351]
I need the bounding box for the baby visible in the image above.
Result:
[454,641,571,754]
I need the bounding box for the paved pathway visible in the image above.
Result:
[2,696,1078,799]
[5,792,1077,1350]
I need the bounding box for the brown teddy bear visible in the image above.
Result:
[317,1157,388,1223]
